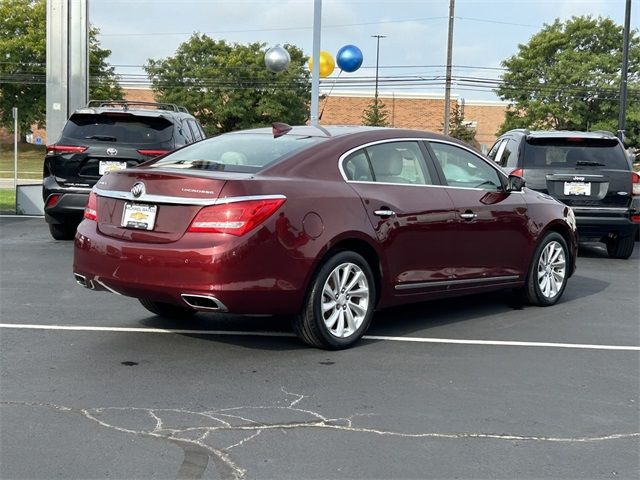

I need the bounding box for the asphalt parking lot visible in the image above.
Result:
[1,216,638,480]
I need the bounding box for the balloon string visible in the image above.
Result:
[319,69,342,121]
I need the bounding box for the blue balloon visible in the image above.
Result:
[336,45,363,73]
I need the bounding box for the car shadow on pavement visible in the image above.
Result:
[137,242,614,351]
[138,265,609,351]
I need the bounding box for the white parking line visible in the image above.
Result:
[1,323,639,352]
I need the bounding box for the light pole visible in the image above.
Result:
[617,0,632,142]
[443,0,455,136]
[310,0,322,126]
[372,35,386,103]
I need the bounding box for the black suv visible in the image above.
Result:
[489,130,639,259]
[43,101,206,240]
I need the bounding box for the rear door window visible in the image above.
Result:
[523,138,629,170]
[62,113,174,144]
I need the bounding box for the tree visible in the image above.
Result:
[446,103,477,146]
[145,35,310,135]
[497,16,640,148]
[0,0,121,134]
[361,97,389,127]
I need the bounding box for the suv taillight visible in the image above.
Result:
[511,168,525,178]
[632,172,640,197]
[187,198,285,236]
[84,191,98,221]
[137,149,170,158]
[46,145,88,154]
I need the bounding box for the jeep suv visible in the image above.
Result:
[43,101,206,240]
[488,130,639,259]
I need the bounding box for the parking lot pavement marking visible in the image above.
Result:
[1,323,639,352]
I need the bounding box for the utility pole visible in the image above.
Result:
[443,0,455,136]
[372,35,387,104]
[617,0,632,143]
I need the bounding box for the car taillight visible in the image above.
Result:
[46,145,88,154]
[45,194,61,208]
[84,191,97,221]
[511,168,525,177]
[632,172,640,196]
[137,149,170,158]
[188,198,286,236]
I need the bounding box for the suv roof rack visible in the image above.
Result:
[86,100,190,114]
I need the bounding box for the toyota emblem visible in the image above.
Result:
[131,182,145,198]
[106,147,118,156]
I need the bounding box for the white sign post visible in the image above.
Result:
[12,107,18,213]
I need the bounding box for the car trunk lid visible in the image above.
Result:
[94,169,238,243]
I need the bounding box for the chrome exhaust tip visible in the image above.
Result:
[74,273,94,289]
[181,294,228,312]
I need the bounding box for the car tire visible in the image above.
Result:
[523,232,569,306]
[138,299,196,318]
[605,234,635,259]
[293,251,376,350]
[48,222,77,240]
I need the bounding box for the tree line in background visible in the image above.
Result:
[0,3,638,150]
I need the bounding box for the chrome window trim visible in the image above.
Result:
[96,188,286,206]
[337,137,516,194]
[395,275,520,291]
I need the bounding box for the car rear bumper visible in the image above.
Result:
[73,220,309,315]
[574,213,638,240]
[43,174,91,224]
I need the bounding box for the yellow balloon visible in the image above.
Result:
[308,51,335,78]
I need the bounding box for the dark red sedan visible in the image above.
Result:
[73,125,577,349]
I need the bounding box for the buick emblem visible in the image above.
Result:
[106,147,118,156]
[131,182,145,198]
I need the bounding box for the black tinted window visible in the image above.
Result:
[149,133,325,173]
[523,138,629,170]
[62,113,174,144]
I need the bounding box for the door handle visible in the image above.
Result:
[374,209,395,217]
[460,212,477,220]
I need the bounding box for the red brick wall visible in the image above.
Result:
[320,93,507,147]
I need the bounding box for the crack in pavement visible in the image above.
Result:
[3,388,639,479]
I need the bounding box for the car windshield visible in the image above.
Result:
[148,132,325,173]
[523,137,628,170]
[63,113,174,144]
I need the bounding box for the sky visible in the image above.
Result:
[89,0,637,102]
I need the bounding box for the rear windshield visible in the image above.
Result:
[523,137,629,170]
[62,113,174,144]
[148,132,325,173]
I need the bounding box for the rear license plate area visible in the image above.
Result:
[99,161,127,175]
[564,181,591,196]
[121,203,157,230]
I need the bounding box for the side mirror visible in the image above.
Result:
[506,174,526,192]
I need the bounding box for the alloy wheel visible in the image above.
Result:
[320,262,370,338]
[536,240,566,299]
